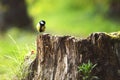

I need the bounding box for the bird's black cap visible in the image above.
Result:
[39,20,46,26]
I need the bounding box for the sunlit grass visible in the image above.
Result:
[0,29,36,79]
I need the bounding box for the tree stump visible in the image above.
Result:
[27,32,120,80]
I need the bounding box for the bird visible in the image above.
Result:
[36,20,46,33]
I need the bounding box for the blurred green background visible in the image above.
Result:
[27,0,120,36]
[0,0,120,79]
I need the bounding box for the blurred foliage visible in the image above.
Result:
[25,0,120,36]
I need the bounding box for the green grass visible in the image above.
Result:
[0,29,36,80]
[78,60,98,80]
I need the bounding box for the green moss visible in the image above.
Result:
[106,31,120,41]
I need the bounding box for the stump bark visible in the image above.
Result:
[27,32,120,80]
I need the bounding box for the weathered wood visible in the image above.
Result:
[27,32,120,80]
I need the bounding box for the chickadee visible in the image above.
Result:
[36,20,46,32]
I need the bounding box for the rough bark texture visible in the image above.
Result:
[27,32,120,80]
